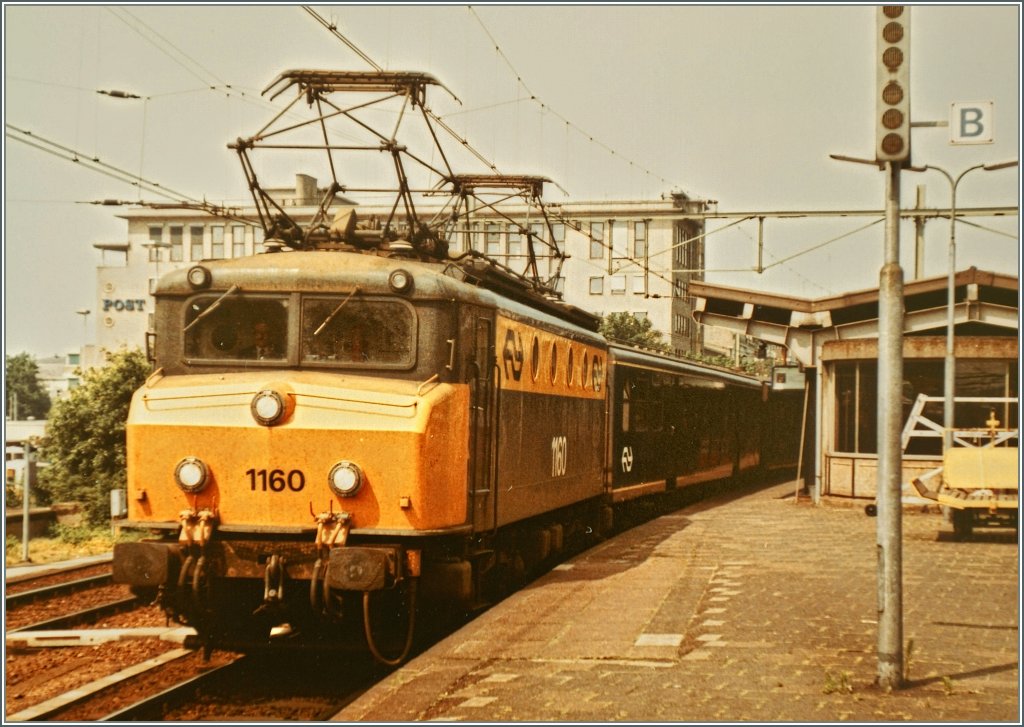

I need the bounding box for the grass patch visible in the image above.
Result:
[5,524,146,567]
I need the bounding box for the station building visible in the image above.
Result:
[692,268,1019,502]
[89,174,713,363]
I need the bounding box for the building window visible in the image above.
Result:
[485,223,502,256]
[508,227,522,257]
[834,361,878,455]
[673,225,686,267]
[232,225,246,258]
[528,222,544,250]
[552,222,565,248]
[526,222,545,269]
[831,359,1019,456]
[589,276,604,295]
[634,221,647,259]
[633,311,648,323]
[147,225,163,261]
[610,275,626,295]
[632,275,646,295]
[589,222,604,259]
[149,278,157,294]
[611,220,627,259]
[211,225,225,259]
[190,225,205,260]
[169,226,183,262]
[254,227,265,254]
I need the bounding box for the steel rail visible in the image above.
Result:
[8,596,141,633]
[6,573,113,606]
[99,656,249,721]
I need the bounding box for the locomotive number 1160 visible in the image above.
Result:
[551,436,567,478]
[247,468,306,492]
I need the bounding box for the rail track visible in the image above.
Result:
[5,565,147,633]
[8,647,381,721]
[7,595,142,633]
[7,572,114,606]
[5,557,113,589]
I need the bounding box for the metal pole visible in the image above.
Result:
[943,175,957,453]
[21,441,32,563]
[913,185,926,280]
[876,161,904,690]
[794,375,811,501]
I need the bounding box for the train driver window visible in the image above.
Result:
[184,295,289,361]
[300,296,415,368]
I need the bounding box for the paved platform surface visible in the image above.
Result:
[336,481,1020,722]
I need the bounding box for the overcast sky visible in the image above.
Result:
[3,3,1020,358]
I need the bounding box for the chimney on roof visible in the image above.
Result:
[296,174,318,206]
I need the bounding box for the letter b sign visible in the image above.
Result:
[950,101,993,145]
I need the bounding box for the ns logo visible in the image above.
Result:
[502,328,524,381]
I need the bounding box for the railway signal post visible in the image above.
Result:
[874,5,910,690]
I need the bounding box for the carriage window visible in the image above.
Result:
[184,295,288,361]
[301,297,415,367]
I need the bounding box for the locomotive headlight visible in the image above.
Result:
[186,265,212,289]
[174,457,209,493]
[388,268,414,294]
[251,389,285,426]
[329,461,363,497]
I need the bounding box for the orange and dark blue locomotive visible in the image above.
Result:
[113,248,793,662]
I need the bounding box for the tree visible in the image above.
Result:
[37,348,150,525]
[5,352,52,420]
[599,312,671,354]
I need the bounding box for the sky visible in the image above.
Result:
[3,3,1021,358]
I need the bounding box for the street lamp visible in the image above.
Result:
[76,308,90,342]
[906,159,1018,451]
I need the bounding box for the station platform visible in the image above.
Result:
[335,480,1020,722]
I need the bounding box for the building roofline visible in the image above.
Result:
[691,267,1018,314]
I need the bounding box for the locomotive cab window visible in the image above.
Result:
[184,294,289,362]
[301,296,416,368]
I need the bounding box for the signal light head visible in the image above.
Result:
[882,21,904,44]
[882,108,904,130]
[876,6,911,164]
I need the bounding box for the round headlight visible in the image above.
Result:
[186,265,212,289]
[174,457,208,493]
[388,268,414,294]
[328,461,363,497]
[251,389,285,426]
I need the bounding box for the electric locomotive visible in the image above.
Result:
[113,241,612,662]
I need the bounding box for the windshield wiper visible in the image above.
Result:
[183,284,241,332]
[313,286,360,337]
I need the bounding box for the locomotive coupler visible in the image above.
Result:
[310,510,352,616]
[167,507,218,629]
[263,554,286,603]
[178,507,219,549]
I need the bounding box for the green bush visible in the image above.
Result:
[37,348,150,525]
[48,522,110,546]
